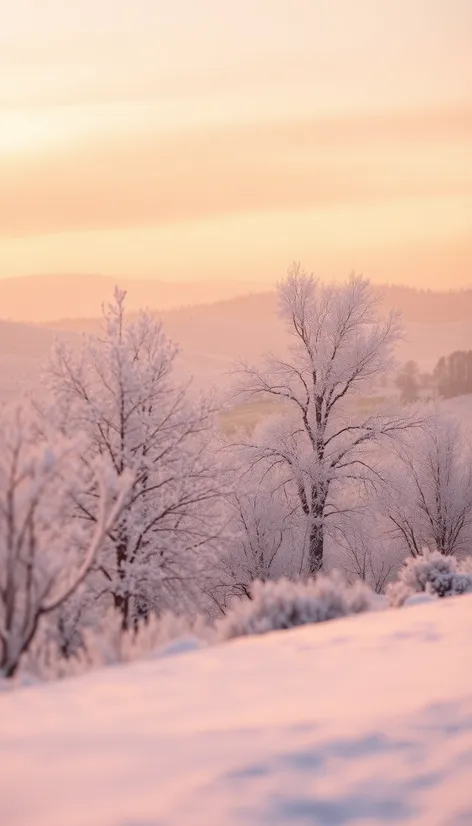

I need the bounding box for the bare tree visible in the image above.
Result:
[44,289,226,629]
[381,411,472,558]
[213,456,304,608]
[235,265,416,574]
[0,404,131,678]
[330,513,403,593]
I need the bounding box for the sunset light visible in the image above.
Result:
[1,6,472,825]
[1,0,471,286]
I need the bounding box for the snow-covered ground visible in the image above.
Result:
[1,596,471,826]
[440,394,472,435]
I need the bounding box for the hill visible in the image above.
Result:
[0,283,471,403]
[378,284,472,323]
[0,594,471,825]
[43,285,472,378]
[0,316,228,399]
[159,284,472,324]
[0,274,265,324]
[2,276,472,325]
[0,320,79,402]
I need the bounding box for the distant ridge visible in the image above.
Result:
[376,284,472,323]
[1,273,472,325]
[0,274,267,324]
[1,282,471,402]
[159,285,472,324]
[40,283,472,330]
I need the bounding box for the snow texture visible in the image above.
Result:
[1,594,472,826]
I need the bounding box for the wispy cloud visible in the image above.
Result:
[1,0,471,284]
[1,107,471,236]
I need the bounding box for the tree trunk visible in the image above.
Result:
[308,519,324,575]
[308,481,326,575]
[1,650,19,679]
[133,598,150,630]
[114,535,131,631]
[113,592,131,631]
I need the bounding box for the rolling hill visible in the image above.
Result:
[42,285,472,378]
[1,275,472,325]
[0,274,266,324]
[0,320,79,402]
[0,282,471,403]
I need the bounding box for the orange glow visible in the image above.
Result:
[1,1,471,288]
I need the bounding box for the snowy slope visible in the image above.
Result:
[1,596,472,826]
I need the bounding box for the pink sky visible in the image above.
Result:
[0,0,471,286]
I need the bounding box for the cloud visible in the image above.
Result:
[1,107,471,237]
[2,1,471,112]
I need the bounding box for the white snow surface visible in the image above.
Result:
[1,596,472,826]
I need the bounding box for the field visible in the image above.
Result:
[219,393,392,434]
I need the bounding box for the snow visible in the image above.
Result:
[1,596,472,826]
[402,592,438,607]
[440,394,472,436]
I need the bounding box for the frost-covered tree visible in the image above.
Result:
[381,412,472,558]
[229,485,299,589]
[212,457,304,610]
[329,511,403,593]
[0,403,131,678]
[235,265,417,574]
[44,289,226,629]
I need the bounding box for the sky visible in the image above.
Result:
[0,0,471,287]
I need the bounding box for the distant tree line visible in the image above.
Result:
[433,351,472,399]
[395,351,472,403]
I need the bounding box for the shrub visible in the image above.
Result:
[387,550,472,607]
[15,610,209,685]
[216,573,378,640]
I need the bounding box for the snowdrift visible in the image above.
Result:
[1,595,471,826]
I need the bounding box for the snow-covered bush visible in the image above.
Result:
[387,550,472,607]
[217,573,378,640]
[17,610,210,684]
